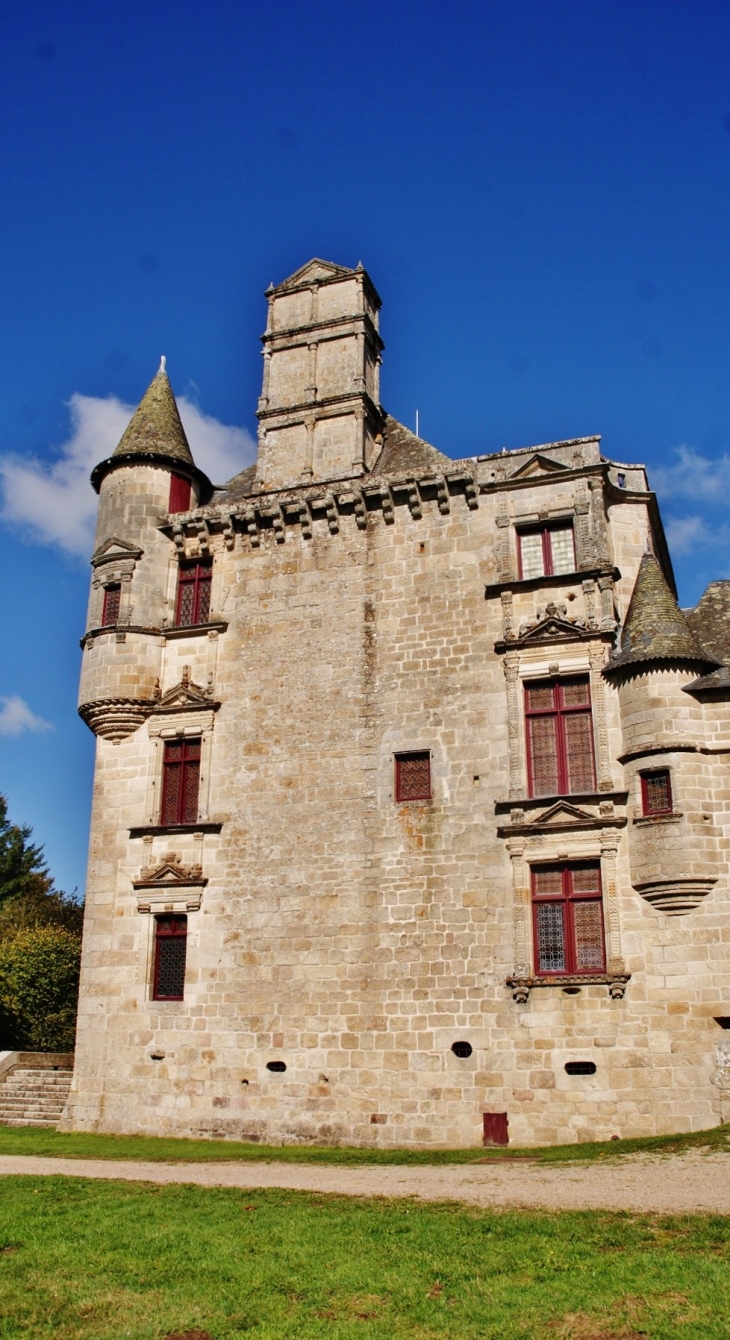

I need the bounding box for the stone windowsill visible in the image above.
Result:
[161,620,228,639]
[494,791,628,814]
[632,812,683,826]
[129,822,223,838]
[507,972,630,1001]
[485,566,620,600]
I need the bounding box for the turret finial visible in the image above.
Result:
[159,355,166,375]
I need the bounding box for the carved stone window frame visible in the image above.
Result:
[504,643,612,800]
[146,709,216,827]
[91,557,137,629]
[507,827,626,999]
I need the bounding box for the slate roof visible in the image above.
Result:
[371,415,453,476]
[111,361,194,467]
[684,580,730,664]
[605,552,720,675]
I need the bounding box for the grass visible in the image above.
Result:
[0,1122,729,1167]
[0,1176,727,1338]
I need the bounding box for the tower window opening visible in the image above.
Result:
[532,863,606,976]
[640,769,673,816]
[395,751,432,801]
[517,521,575,580]
[161,737,201,825]
[169,473,191,514]
[525,677,596,798]
[101,583,121,627]
[152,914,187,1000]
[175,560,212,627]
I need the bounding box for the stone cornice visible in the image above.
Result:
[486,566,620,601]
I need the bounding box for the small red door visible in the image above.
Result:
[483,1112,509,1146]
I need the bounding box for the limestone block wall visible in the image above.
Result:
[65,460,730,1148]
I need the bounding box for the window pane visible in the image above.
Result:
[161,762,181,824]
[183,758,200,823]
[644,771,671,814]
[526,683,556,712]
[155,934,187,999]
[549,525,575,574]
[573,900,605,970]
[536,902,566,972]
[569,864,601,895]
[520,531,544,579]
[197,573,212,624]
[396,753,431,800]
[563,711,596,793]
[533,868,563,898]
[102,585,121,626]
[561,677,590,708]
[177,579,195,626]
[528,715,559,796]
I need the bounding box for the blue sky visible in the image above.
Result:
[1,0,730,896]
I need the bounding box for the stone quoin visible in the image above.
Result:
[61,258,730,1147]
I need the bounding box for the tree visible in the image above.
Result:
[0,926,81,1051]
[0,796,83,939]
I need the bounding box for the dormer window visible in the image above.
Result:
[517,522,575,580]
[175,560,212,627]
[101,583,121,627]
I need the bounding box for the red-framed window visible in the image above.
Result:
[532,863,605,976]
[517,522,575,580]
[160,738,201,825]
[101,583,121,627]
[525,677,596,798]
[641,769,673,816]
[175,560,212,627]
[169,473,191,514]
[152,914,187,1000]
[395,751,432,801]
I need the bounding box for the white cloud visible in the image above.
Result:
[653,445,730,505]
[0,696,52,737]
[0,392,256,559]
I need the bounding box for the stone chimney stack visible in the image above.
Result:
[255,258,385,490]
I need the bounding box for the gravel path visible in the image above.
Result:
[1,1151,729,1214]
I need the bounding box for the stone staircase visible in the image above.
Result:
[0,1053,74,1128]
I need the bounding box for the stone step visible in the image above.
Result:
[0,1118,58,1128]
[0,1061,73,1127]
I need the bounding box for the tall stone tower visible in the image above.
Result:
[79,360,212,742]
[255,259,384,489]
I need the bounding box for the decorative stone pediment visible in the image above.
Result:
[509,453,568,480]
[497,796,626,837]
[275,258,354,291]
[152,666,220,714]
[133,851,207,912]
[91,536,144,568]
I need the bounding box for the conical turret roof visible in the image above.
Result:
[605,552,721,675]
[112,358,193,466]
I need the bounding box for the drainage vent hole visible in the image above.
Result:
[266,1061,287,1073]
[565,1061,596,1076]
[714,1017,730,1029]
[451,1041,473,1059]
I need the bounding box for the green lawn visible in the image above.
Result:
[0,1121,729,1166]
[0,1177,727,1339]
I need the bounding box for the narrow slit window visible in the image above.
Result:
[101,583,121,627]
[169,473,191,514]
[517,522,575,580]
[152,914,187,1000]
[525,677,596,798]
[532,863,605,976]
[175,560,212,627]
[160,738,201,825]
[395,752,432,801]
[641,769,672,816]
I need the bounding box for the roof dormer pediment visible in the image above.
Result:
[274,258,356,292]
[154,666,218,713]
[509,453,569,480]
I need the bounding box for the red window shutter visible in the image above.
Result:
[101,584,121,626]
[197,569,212,624]
[160,739,200,825]
[395,753,431,800]
[175,562,212,627]
[153,915,187,1000]
[527,715,559,797]
[183,740,201,823]
[642,770,672,815]
[169,473,191,514]
[563,711,596,793]
[161,741,183,824]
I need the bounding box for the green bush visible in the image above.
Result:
[0,926,81,1052]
